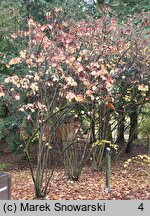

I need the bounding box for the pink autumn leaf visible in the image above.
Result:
[86,90,94,97]
[14,94,20,101]
[66,92,76,102]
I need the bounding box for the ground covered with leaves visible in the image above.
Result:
[0,146,150,200]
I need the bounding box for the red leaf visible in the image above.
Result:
[106,102,116,110]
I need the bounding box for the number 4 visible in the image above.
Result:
[138,203,144,211]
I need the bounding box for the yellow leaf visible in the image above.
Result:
[138,84,148,92]
[8,57,21,66]
[0,92,5,97]
[6,64,10,69]
[75,94,86,103]
[26,58,33,65]
[124,95,131,102]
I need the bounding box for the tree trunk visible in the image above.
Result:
[98,104,105,140]
[92,105,112,171]
[126,109,138,153]
[116,111,125,144]
[90,102,96,143]
[132,110,138,140]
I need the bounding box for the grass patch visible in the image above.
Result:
[0,163,10,170]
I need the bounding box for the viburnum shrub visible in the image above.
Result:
[2,8,149,197]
